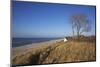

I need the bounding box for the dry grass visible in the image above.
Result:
[12,39,96,66]
[42,41,95,64]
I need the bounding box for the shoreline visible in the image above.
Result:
[12,38,63,57]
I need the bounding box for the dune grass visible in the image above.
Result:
[42,41,95,64]
[12,39,96,66]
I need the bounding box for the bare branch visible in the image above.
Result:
[69,13,91,39]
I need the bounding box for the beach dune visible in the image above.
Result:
[12,39,63,58]
[12,38,96,66]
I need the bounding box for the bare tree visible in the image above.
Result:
[70,17,75,38]
[70,13,91,39]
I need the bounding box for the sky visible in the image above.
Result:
[12,1,96,38]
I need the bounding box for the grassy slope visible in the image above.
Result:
[12,40,96,66]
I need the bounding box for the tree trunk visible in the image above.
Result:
[72,22,74,39]
[72,25,74,38]
[77,26,80,40]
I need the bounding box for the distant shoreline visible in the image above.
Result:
[12,38,63,48]
[12,38,63,47]
[12,38,63,56]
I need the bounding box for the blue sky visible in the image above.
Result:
[12,1,96,38]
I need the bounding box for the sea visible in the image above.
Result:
[12,38,60,47]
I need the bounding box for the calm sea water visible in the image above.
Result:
[12,38,59,47]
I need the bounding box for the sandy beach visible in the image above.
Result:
[12,39,63,57]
